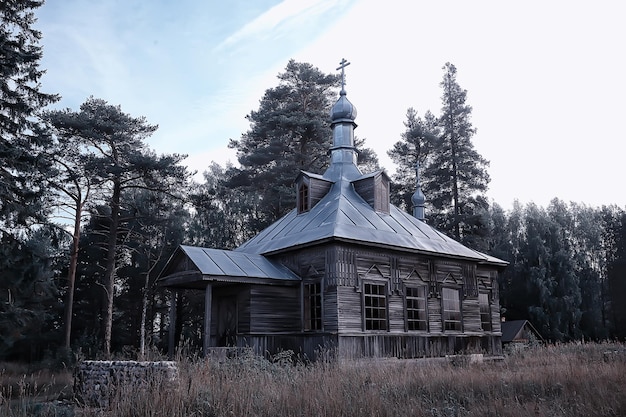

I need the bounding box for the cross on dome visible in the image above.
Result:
[336,58,350,93]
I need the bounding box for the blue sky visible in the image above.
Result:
[35,0,626,209]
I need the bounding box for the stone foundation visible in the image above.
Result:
[74,360,179,407]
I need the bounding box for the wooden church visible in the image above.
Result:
[158,61,507,360]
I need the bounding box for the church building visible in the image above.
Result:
[158,60,507,360]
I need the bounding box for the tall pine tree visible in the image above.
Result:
[48,97,190,357]
[388,108,439,211]
[227,60,377,234]
[228,60,339,229]
[424,63,490,247]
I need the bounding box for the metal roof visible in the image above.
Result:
[236,177,508,266]
[159,246,300,287]
[501,320,545,343]
[160,77,506,290]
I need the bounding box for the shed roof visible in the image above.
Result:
[236,177,507,266]
[159,245,300,288]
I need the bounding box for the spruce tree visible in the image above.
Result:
[0,0,58,231]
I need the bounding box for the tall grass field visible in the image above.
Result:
[1,342,625,416]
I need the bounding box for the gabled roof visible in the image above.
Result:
[159,245,300,288]
[501,320,544,343]
[295,170,332,183]
[236,178,507,266]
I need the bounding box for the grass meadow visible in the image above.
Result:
[1,342,625,416]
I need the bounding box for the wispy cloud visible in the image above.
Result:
[215,0,346,51]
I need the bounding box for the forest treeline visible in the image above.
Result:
[1,1,625,362]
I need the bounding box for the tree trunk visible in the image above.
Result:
[62,201,82,350]
[139,271,149,360]
[103,180,121,358]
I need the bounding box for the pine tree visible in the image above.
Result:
[47,97,190,357]
[424,63,490,246]
[227,60,378,233]
[387,108,439,211]
[40,112,104,350]
[0,0,58,231]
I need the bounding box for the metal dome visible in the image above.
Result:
[330,90,357,123]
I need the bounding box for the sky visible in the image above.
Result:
[35,0,626,210]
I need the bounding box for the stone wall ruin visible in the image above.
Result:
[74,360,179,407]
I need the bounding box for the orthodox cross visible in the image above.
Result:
[336,58,350,91]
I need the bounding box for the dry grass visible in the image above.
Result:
[0,363,73,416]
[2,342,626,416]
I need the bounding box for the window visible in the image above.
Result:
[364,282,387,331]
[405,286,427,331]
[442,287,462,331]
[479,292,492,331]
[374,178,390,214]
[298,183,309,213]
[304,282,322,331]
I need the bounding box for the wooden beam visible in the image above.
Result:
[203,284,213,357]
[168,290,177,359]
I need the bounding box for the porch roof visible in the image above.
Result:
[158,245,301,289]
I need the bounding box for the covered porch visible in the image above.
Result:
[158,245,302,357]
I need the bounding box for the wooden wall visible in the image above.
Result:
[238,334,338,361]
[326,243,502,340]
[352,172,390,214]
[337,334,503,358]
[225,242,505,359]
[249,285,300,333]
[309,177,332,209]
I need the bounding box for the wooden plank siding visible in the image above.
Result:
[337,286,363,332]
[352,172,390,214]
[427,298,443,333]
[337,334,502,358]
[210,286,251,341]
[215,242,505,359]
[327,243,503,336]
[388,296,405,332]
[323,285,339,332]
[249,285,300,333]
[309,178,332,209]
[238,334,338,361]
[462,297,481,332]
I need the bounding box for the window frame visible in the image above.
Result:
[298,182,310,213]
[373,176,390,214]
[479,291,492,332]
[362,281,388,331]
[303,280,323,331]
[441,286,463,332]
[404,284,428,331]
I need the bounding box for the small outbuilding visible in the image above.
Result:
[501,320,544,346]
[158,60,508,360]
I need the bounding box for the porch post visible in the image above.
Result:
[168,289,178,359]
[203,284,213,357]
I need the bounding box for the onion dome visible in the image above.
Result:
[412,162,426,221]
[330,90,357,124]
